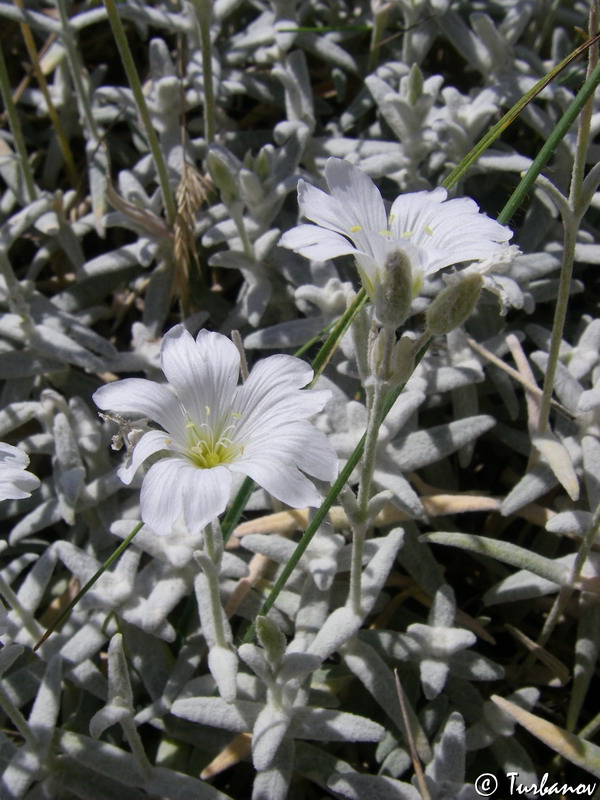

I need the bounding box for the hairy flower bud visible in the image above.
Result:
[425,273,484,336]
[390,334,416,386]
[374,248,412,329]
[256,615,286,666]
[206,147,239,205]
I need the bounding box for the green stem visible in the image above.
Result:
[536,222,576,435]
[230,201,254,260]
[55,0,99,140]
[0,44,37,202]
[538,502,600,652]
[241,337,433,644]
[537,33,596,435]
[103,0,176,225]
[0,574,44,644]
[34,521,144,651]
[443,32,600,194]
[0,683,37,748]
[497,54,600,226]
[122,717,153,780]
[191,0,215,145]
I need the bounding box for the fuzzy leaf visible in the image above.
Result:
[491,696,600,779]
[421,532,569,586]
[252,704,291,771]
[290,707,385,743]
[328,773,420,800]
[532,432,579,501]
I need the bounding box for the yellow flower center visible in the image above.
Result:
[185,414,243,469]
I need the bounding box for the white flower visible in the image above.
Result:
[0,443,40,501]
[280,157,515,298]
[93,325,338,536]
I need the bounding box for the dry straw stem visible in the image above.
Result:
[13,0,78,188]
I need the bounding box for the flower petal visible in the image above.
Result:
[181,464,232,536]
[230,456,322,509]
[93,378,187,442]
[160,326,240,431]
[233,356,331,440]
[296,181,354,237]
[117,429,173,485]
[0,467,40,501]
[140,458,186,535]
[245,421,338,483]
[389,189,513,276]
[0,442,30,468]
[325,158,387,235]
[279,224,359,261]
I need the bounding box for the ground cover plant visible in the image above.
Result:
[1,0,600,798]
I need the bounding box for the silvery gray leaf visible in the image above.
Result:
[290,706,385,743]
[386,415,496,472]
[252,703,291,771]
[328,772,420,800]
[546,510,593,537]
[251,738,294,800]
[501,461,557,516]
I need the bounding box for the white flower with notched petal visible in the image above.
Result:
[94,325,338,536]
[0,443,40,501]
[280,157,515,298]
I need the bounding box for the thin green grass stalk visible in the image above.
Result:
[240,48,600,635]
[311,288,367,381]
[0,574,44,643]
[0,44,37,202]
[14,2,79,188]
[221,290,368,544]
[220,45,599,555]
[102,0,176,226]
[34,521,144,650]
[55,0,100,140]
[241,337,433,644]
[0,682,37,748]
[190,0,215,145]
[497,52,600,226]
[442,31,600,193]
[239,51,600,638]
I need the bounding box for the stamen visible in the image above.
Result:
[205,405,211,416]
[424,225,433,235]
[388,213,396,225]
[378,229,392,238]
[401,230,413,238]
[350,224,362,232]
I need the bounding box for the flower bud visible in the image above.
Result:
[256,615,286,666]
[425,273,483,336]
[206,146,239,205]
[407,63,424,106]
[390,334,416,386]
[374,248,412,329]
[239,168,265,205]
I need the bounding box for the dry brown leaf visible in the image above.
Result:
[200,732,252,779]
[233,494,501,538]
[505,623,570,685]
